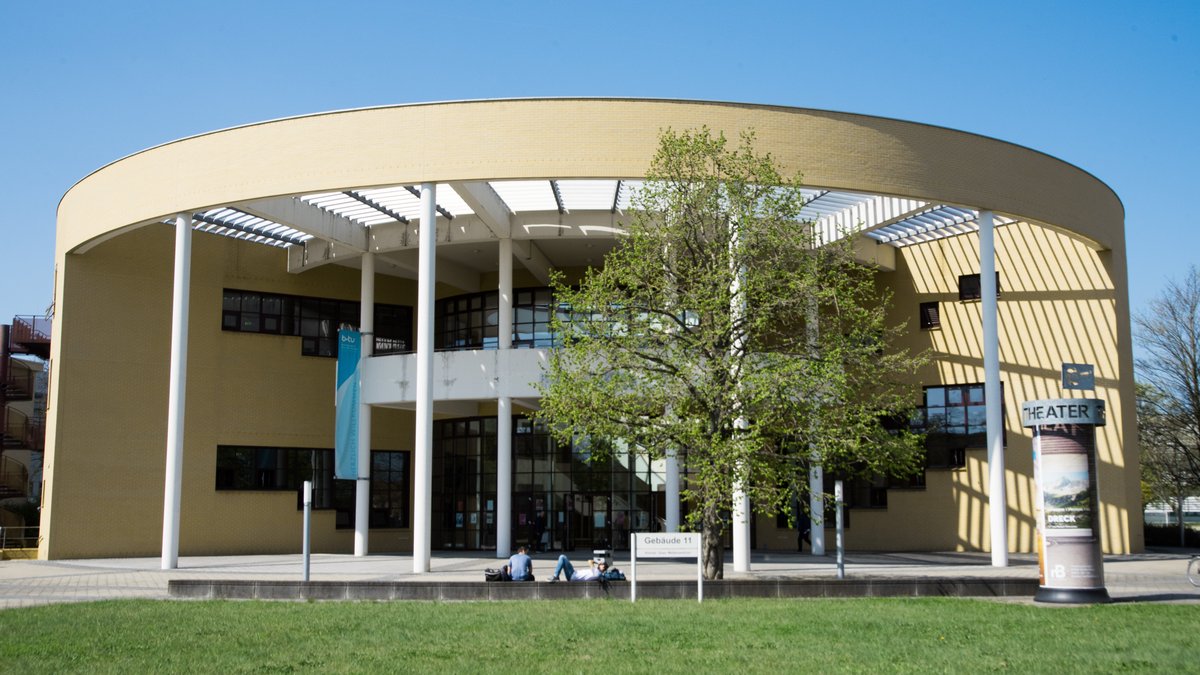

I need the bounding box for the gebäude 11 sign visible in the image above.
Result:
[630,532,703,603]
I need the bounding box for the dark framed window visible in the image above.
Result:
[222,289,411,358]
[370,451,411,528]
[844,475,890,509]
[513,288,555,348]
[958,272,1001,302]
[919,301,940,330]
[215,445,409,528]
[437,291,499,350]
[373,305,412,355]
[915,383,1006,468]
[214,446,336,509]
[435,287,557,351]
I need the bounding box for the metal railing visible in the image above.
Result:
[9,316,51,358]
[9,316,51,346]
[2,409,43,451]
[2,360,36,399]
[0,526,39,549]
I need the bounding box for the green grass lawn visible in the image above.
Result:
[0,598,1196,673]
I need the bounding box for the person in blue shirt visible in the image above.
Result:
[505,545,534,581]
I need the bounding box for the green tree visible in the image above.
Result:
[1135,266,1200,544]
[536,128,925,579]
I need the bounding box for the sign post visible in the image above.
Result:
[302,480,312,582]
[631,532,703,603]
[1021,398,1110,603]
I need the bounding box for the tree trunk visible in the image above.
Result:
[1178,494,1187,547]
[702,504,724,580]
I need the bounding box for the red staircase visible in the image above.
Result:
[1,316,50,454]
[9,316,51,359]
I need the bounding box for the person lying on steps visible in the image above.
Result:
[547,554,606,582]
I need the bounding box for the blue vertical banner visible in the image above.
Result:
[334,329,361,479]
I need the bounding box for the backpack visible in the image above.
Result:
[484,568,504,582]
[600,568,625,581]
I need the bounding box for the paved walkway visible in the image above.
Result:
[1,550,1196,609]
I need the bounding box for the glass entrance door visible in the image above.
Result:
[568,493,611,550]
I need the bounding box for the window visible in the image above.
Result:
[435,287,556,350]
[215,445,409,528]
[223,290,294,335]
[370,451,410,528]
[919,301,940,330]
[373,305,412,355]
[222,289,411,358]
[214,446,335,508]
[436,291,498,350]
[513,288,555,348]
[432,416,664,551]
[915,383,1005,468]
[958,273,1001,301]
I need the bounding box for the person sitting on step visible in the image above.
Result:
[503,545,534,581]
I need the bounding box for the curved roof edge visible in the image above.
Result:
[57,98,1124,258]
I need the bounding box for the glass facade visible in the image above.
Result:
[432,417,668,552]
[215,446,409,529]
[222,289,412,357]
[435,287,559,350]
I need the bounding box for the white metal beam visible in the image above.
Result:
[287,239,479,290]
[514,210,628,237]
[511,239,553,285]
[239,196,369,251]
[814,195,929,242]
[286,240,361,272]
[376,250,479,291]
[451,181,512,238]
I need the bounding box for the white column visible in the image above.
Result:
[354,252,375,557]
[809,463,825,556]
[664,449,680,532]
[496,237,513,558]
[496,397,512,558]
[499,238,513,351]
[161,213,191,570]
[834,479,845,579]
[732,452,751,572]
[413,184,437,573]
[980,209,1008,567]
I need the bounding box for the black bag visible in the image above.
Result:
[484,568,503,582]
[600,568,625,581]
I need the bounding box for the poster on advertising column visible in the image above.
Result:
[1022,398,1109,604]
[334,329,360,479]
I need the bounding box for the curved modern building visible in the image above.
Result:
[43,99,1140,566]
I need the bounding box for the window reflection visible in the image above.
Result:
[915,383,1005,468]
[435,287,556,350]
[214,445,409,528]
[222,289,411,357]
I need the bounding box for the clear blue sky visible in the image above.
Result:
[1,0,1196,327]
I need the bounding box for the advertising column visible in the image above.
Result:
[1021,398,1109,603]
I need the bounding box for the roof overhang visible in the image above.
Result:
[58,99,1124,273]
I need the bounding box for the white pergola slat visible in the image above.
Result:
[193,180,1016,258]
